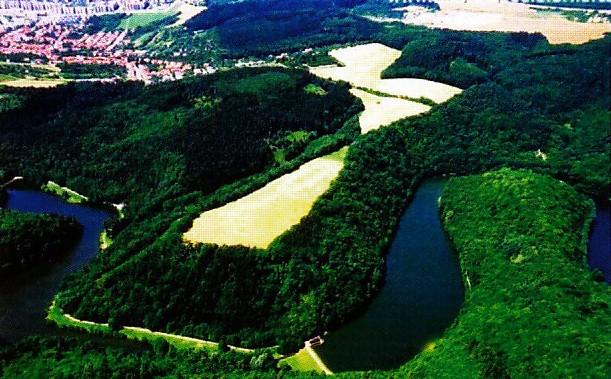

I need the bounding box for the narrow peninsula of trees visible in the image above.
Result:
[0,210,82,276]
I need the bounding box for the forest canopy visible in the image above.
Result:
[382,169,609,378]
[46,32,610,356]
[0,209,82,276]
[0,14,608,377]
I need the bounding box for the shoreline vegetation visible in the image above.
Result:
[0,11,609,376]
[47,301,260,355]
[0,209,83,276]
[387,169,608,378]
[41,181,89,204]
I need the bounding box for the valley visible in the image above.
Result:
[0,1,609,377]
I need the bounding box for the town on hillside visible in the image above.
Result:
[0,0,209,83]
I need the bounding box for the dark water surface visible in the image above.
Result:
[315,179,464,372]
[0,190,111,342]
[588,203,610,283]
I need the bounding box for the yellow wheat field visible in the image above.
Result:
[185,43,463,249]
[0,78,68,88]
[400,0,611,45]
[183,150,346,248]
[350,88,430,133]
[310,43,461,103]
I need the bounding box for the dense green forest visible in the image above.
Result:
[0,336,292,378]
[367,169,608,378]
[46,31,610,356]
[185,0,385,57]
[0,67,360,204]
[381,30,546,87]
[0,209,82,275]
[0,12,609,376]
[138,0,403,63]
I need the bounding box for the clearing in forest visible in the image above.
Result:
[280,347,333,375]
[399,0,611,45]
[310,43,462,103]
[172,1,207,26]
[350,88,430,133]
[0,78,68,88]
[185,43,461,249]
[183,149,346,249]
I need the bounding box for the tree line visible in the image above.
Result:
[0,209,82,276]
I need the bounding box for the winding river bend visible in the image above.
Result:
[0,182,607,366]
[588,202,611,283]
[315,180,611,372]
[0,190,111,342]
[315,179,464,372]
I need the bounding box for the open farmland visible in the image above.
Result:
[0,78,68,88]
[350,88,430,133]
[183,149,346,248]
[171,2,207,26]
[184,43,460,248]
[310,43,462,103]
[401,0,611,45]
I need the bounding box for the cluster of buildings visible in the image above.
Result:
[0,0,173,14]
[0,0,177,29]
[0,22,129,58]
[0,5,216,84]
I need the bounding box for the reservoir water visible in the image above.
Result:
[0,182,606,359]
[315,178,464,372]
[0,190,111,342]
[588,202,610,283]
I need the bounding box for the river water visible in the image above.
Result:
[0,182,607,363]
[315,180,610,372]
[588,202,611,283]
[0,190,111,342]
[315,178,464,372]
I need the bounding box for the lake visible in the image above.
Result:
[314,178,464,372]
[0,190,111,342]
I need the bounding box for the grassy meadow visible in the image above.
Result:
[184,149,346,248]
[310,43,462,104]
[350,88,430,133]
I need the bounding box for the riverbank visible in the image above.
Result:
[314,179,463,372]
[0,189,111,342]
[391,169,610,378]
[280,347,333,375]
[41,181,88,204]
[47,301,266,355]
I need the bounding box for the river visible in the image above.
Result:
[0,182,607,359]
[588,202,611,283]
[314,178,464,372]
[0,190,111,342]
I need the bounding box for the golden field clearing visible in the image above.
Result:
[350,88,430,133]
[310,43,461,103]
[184,43,462,248]
[171,1,207,26]
[183,149,346,248]
[0,78,68,88]
[401,0,611,45]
